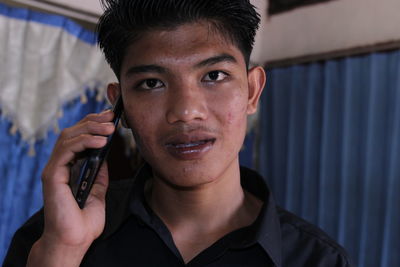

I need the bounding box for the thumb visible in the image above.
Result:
[88,162,109,204]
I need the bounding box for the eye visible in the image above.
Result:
[203,71,228,82]
[137,79,164,90]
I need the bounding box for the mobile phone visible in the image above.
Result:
[71,96,123,209]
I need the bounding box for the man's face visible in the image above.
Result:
[111,22,264,188]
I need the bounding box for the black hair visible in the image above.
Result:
[97,0,260,78]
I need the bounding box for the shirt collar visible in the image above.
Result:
[236,166,283,267]
[109,163,283,267]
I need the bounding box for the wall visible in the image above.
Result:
[46,0,103,15]
[43,0,400,64]
[251,0,400,64]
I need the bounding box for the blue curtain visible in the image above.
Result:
[0,3,113,263]
[259,50,400,266]
[0,90,108,263]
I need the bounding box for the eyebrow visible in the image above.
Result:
[124,53,238,78]
[194,54,237,68]
[124,65,166,77]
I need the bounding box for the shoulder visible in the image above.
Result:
[3,209,44,267]
[3,178,134,267]
[277,206,353,267]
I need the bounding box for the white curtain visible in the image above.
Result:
[0,3,116,145]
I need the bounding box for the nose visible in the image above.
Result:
[166,82,208,124]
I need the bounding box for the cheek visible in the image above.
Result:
[227,112,234,124]
[124,104,143,130]
[124,104,154,150]
[224,90,248,126]
[226,105,247,125]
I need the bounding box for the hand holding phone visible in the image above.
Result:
[30,98,122,266]
[71,96,123,208]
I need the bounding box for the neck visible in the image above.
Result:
[146,162,263,263]
[148,164,246,232]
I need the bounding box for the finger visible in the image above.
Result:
[55,134,108,168]
[82,163,109,239]
[77,109,115,125]
[86,162,109,206]
[60,120,115,140]
[43,135,108,186]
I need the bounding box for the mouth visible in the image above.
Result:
[165,138,216,160]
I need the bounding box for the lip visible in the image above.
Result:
[164,132,216,160]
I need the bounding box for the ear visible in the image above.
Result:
[246,66,266,115]
[107,82,121,106]
[107,82,129,128]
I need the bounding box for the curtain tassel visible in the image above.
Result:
[9,123,18,135]
[96,89,104,102]
[53,121,60,134]
[80,94,88,104]
[28,143,36,157]
[57,109,63,118]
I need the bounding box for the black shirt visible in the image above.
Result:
[4,165,352,266]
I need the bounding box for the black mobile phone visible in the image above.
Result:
[71,96,123,209]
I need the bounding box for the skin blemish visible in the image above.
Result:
[227,112,234,124]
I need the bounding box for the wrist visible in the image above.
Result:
[27,237,91,267]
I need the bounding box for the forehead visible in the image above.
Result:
[120,22,246,75]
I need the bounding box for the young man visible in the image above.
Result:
[5,0,352,266]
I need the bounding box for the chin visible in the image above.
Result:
[151,154,240,190]
[150,160,222,189]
